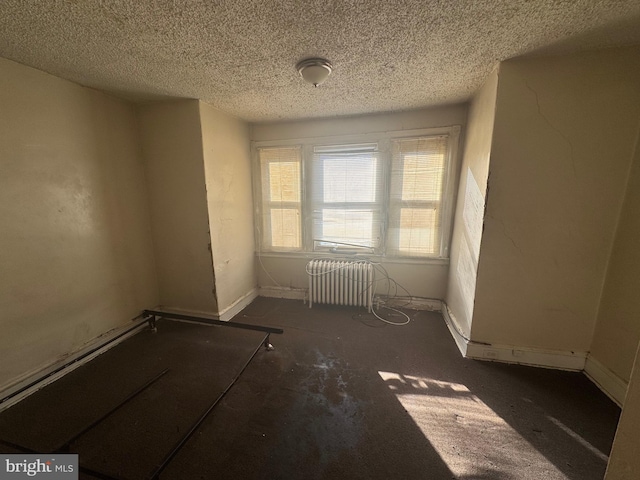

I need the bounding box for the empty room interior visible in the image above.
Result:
[2,1,640,479]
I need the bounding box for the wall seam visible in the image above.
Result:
[195,100,220,311]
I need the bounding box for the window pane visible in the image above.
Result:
[259,147,302,251]
[388,136,448,257]
[322,156,377,203]
[270,208,301,249]
[269,161,300,202]
[398,208,439,256]
[312,144,382,251]
[402,153,444,202]
[320,209,375,247]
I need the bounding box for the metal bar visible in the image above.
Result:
[55,369,170,452]
[0,321,146,406]
[0,438,38,453]
[147,333,270,480]
[142,310,283,335]
[79,465,126,480]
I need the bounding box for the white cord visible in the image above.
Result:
[255,223,281,287]
[306,257,413,326]
[371,305,411,326]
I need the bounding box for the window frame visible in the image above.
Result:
[252,126,460,261]
[311,143,384,254]
[258,146,303,252]
[387,135,451,258]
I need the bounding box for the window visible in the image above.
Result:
[387,136,448,257]
[311,144,383,252]
[258,146,302,251]
[255,128,457,259]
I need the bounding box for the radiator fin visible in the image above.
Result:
[308,260,373,312]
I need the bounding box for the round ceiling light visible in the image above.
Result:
[296,58,333,87]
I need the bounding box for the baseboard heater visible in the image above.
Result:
[307,259,373,312]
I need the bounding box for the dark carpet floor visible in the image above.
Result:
[0,297,621,480]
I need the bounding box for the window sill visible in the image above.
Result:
[255,251,450,266]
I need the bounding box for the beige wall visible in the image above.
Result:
[471,47,640,353]
[590,120,640,383]
[445,68,498,336]
[199,102,257,313]
[251,107,467,299]
[137,100,218,313]
[256,256,450,300]
[251,105,467,142]
[0,58,158,390]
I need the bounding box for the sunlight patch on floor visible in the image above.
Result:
[378,371,568,480]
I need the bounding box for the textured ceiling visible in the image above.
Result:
[1,1,640,123]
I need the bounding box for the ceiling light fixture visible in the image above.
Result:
[296,58,333,87]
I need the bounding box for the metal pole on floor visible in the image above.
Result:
[142,309,283,336]
[147,333,270,480]
[0,321,147,409]
[0,439,124,480]
[55,368,170,452]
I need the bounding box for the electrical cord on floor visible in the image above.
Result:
[352,313,388,328]
[369,263,417,324]
[371,305,411,326]
[353,305,413,328]
[442,304,472,343]
[372,263,413,302]
[306,257,416,326]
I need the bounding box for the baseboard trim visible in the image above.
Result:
[441,303,587,371]
[465,342,587,371]
[218,288,259,321]
[441,303,469,357]
[259,286,307,301]
[440,303,629,402]
[381,297,442,311]
[0,318,148,413]
[257,288,444,311]
[584,355,627,407]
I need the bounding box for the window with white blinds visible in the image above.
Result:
[258,146,302,251]
[387,136,448,257]
[255,129,456,258]
[311,144,382,252]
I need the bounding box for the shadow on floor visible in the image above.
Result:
[0,297,620,480]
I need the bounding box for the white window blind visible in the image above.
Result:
[258,146,302,251]
[311,144,382,252]
[387,136,448,257]
[254,129,456,258]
